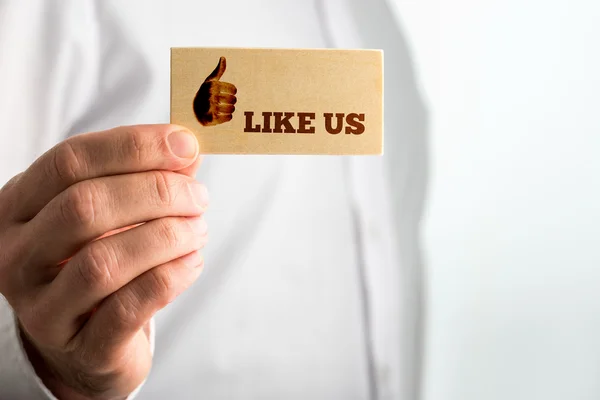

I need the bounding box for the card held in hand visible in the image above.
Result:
[171,47,383,155]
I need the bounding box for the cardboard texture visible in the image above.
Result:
[171,47,383,155]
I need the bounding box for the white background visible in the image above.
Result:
[389,0,600,399]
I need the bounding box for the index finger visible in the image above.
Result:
[11,124,200,221]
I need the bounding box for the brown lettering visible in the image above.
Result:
[244,112,261,132]
[346,113,365,135]
[273,112,296,133]
[261,112,273,133]
[297,113,316,134]
[345,113,365,135]
[324,113,345,134]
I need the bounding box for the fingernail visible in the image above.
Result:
[189,217,208,236]
[167,130,198,159]
[189,182,209,209]
[180,251,204,269]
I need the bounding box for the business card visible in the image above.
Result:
[171,47,383,155]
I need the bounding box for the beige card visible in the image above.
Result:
[170,47,383,155]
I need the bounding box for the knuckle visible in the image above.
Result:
[20,303,51,342]
[76,342,102,370]
[147,268,176,307]
[108,291,139,330]
[0,236,31,304]
[60,182,100,227]
[123,127,147,164]
[123,126,169,165]
[77,243,116,291]
[208,84,219,95]
[155,218,184,249]
[51,140,85,183]
[150,170,176,207]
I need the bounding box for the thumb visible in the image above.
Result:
[205,56,226,82]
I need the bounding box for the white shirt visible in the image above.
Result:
[0,1,427,399]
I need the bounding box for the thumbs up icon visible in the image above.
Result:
[193,56,238,126]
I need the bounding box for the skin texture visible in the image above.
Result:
[0,125,208,400]
[193,56,238,126]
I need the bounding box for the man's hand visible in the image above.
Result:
[193,56,237,127]
[0,125,208,400]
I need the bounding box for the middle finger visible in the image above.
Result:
[24,170,208,273]
[41,215,207,343]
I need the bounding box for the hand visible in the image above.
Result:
[193,56,238,126]
[0,125,208,400]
